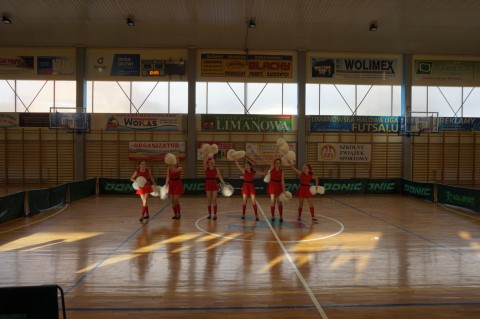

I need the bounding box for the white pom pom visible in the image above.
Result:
[310,186,317,195]
[276,138,286,146]
[132,181,140,190]
[160,185,169,200]
[263,172,271,183]
[278,191,292,203]
[317,186,325,195]
[278,143,290,155]
[164,153,177,165]
[209,144,219,156]
[136,176,147,188]
[285,150,296,162]
[233,150,246,160]
[150,185,161,197]
[227,149,236,161]
[281,156,290,166]
[221,184,234,197]
[201,143,210,155]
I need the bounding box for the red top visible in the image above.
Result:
[169,169,181,180]
[206,167,217,179]
[269,169,282,183]
[244,171,255,182]
[300,173,312,185]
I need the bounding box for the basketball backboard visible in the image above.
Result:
[49,107,88,132]
[399,111,439,136]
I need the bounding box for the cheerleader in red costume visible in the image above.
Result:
[288,161,319,223]
[130,160,157,222]
[165,162,184,219]
[203,156,226,220]
[267,157,285,222]
[235,159,265,221]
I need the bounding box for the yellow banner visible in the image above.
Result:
[200,54,293,79]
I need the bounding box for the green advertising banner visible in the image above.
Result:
[401,180,435,202]
[69,178,97,202]
[437,184,480,212]
[98,178,405,196]
[28,184,68,215]
[322,179,366,194]
[0,191,26,223]
[99,178,136,194]
[200,114,292,132]
[366,179,402,194]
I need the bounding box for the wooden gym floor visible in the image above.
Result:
[1,193,480,319]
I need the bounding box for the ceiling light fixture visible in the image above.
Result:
[2,15,12,24]
[369,23,378,32]
[126,17,135,27]
[248,19,256,28]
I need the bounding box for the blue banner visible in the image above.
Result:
[111,54,140,76]
[310,116,400,133]
[438,117,480,131]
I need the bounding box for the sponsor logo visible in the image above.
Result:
[324,182,363,191]
[403,184,431,196]
[368,182,397,192]
[104,183,134,192]
[445,191,475,207]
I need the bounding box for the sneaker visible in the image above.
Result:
[241,215,245,220]
[172,215,178,219]
[312,217,319,224]
[177,215,181,219]
[213,215,217,220]
[255,217,259,221]
[271,217,275,222]
[144,215,150,219]
[139,216,144,222]
[297,217,301,221]
[207,215,212,220]
[279,217,284,223]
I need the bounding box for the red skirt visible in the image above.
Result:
[136,182,153,195]
[242,182,255,195]
[267,181,283,195]
[205,179,219,191]
[168,180,184,195]
[296,185,313,198]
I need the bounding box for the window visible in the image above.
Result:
[306,84,401,116]
[87,81,188,113]
[196,82,297,114]
[0,80,76,112]
[412,86,480,117]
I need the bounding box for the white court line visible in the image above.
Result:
[256,200,329,319]
[0,204,69,235]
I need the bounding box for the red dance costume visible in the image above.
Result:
[267,169,283,195]
[168,168,184,195]
[205,167,219,191]
[242,171,255,195]
[135,169,153,194]
[296,173,313,198]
